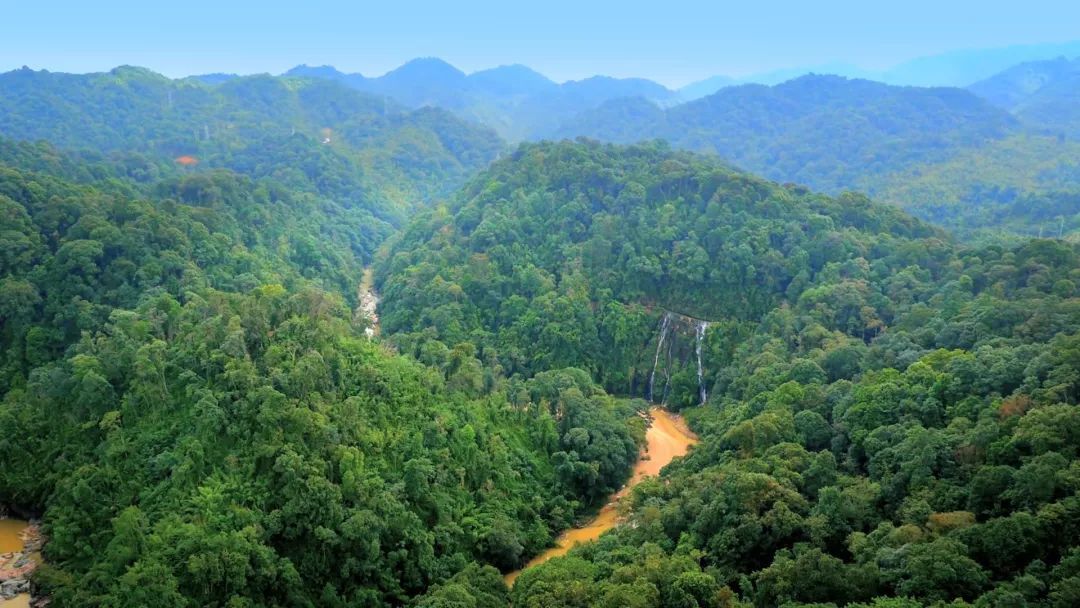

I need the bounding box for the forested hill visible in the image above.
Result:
[968,56,1080,110]
[0,66,506,215]
[870,135,1080,242]
[549,74,1080,242]
[378,139,1080,607]
[0,137,367,390]
[376,140,945,405]
[0,137,643,606]
[969,56,1080,136]
[554,75,1020,195]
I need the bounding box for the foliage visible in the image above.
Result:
[871,135,1080,242]
[0,147,638,607]
[554,75,1019,197]
[0,66,506,223]
[377,140,941,405]
[378,140,1080,607]
[6,77,1080,606]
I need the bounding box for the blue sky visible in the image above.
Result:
[3,0,1078,86]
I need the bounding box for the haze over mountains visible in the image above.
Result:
[157,39,1080,141]
[0,65,504,223]
[554,75,1020,190]
[5,39,1080,244]
[67,41,1078,251]
[969,55,1080,135]
[675,39,1080,96]
[277,38,1080,105]
[284,59,680,141]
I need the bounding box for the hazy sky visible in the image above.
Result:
[3,0,1078,86]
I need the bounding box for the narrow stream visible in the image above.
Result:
[357,267,380,337]
[504,407,698,586]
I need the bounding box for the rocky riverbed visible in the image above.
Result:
[356,267,380,338]
[0,519,42,607]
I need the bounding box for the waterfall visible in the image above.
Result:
[661,329,674,405]
[649,312,711,405]
[695,321,710,404]
[648,313,672,402]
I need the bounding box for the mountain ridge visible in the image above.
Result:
[556,74,1020,195]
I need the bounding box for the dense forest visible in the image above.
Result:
[3,49,1080,608]
[376,140,939,404]
[870,136,1080,242]
[0,66,505,218]
[377,141,1080,607]
[0,139,641,606]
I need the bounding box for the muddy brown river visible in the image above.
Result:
[0,518,31,608]
[504,407,697,586]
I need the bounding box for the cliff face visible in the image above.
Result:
[647,310,712,406]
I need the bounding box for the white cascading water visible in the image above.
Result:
[648,313,671,402]
[695,320,709,404]
[661,330,674,406]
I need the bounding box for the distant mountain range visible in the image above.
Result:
[554,74,1021,195]
[546,65,1080,238]
[678,40,1080,100]
[969,56,1080,136]
[5,46,1080,242]
[241,41,1080,137]
[284,59,680,141]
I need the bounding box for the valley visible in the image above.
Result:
[3,24,1080,608]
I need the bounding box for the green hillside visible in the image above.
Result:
[378,140,1080,607]
[0,142,640,606]
[0,66,506,226]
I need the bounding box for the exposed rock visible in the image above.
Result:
[21,524,43,553]
[1,576,29,599]
[356,268,380,338]
[646,310,713,405]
